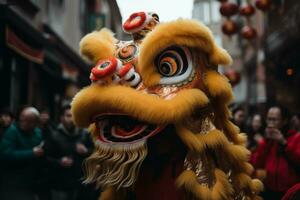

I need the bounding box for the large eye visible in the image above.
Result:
[155,46,193,85]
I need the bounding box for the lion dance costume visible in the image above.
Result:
[71,12,263,200]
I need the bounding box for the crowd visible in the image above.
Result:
[231,105,300,200]
[0,104,300,200]
[0,105,99,200]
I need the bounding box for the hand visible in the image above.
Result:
[271,129,287,145]
[265,128,286,144]
[254,134,263,143]
[33,146,44,157]
[60,156,73,167]
[76,143,88,155]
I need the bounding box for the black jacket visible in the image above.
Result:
[44,124,93,190]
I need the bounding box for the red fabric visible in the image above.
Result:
[281,183,300,200]
[135,157,185,200]
[251,130,300,192]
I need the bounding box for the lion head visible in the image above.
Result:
[71,12,262,200]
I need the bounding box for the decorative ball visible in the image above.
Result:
[123,12,147,33]
[220,2,239,17]
[222,19,238,35]
[239,4,256,17]
[241,25,257,39]
[91,58,120,80]
[255,0,271,11]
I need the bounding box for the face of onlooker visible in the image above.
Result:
[61,108,74,130]
[266,107,284,129]
[251,114,262,132]
[19,108,39,133]
[40,111,50,127]
[0,114,13,128]
[234,110,245,126]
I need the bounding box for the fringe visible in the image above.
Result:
[84,140,147,189]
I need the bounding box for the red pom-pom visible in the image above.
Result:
[91,58,118,79]
[123,12,147,33]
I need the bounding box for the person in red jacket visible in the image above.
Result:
[251,105,300,200]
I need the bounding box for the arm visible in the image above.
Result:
[83,131,94,155]
[285,133,300,166]
[76,130,94,157]
[250,139,271,168]
[0,128,34,160]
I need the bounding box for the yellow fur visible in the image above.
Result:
[237,133,248,146]
[233,173,252,190]
[79,28,117,63]
[255,169,267,180]
[249,179,264,193]
[195,129,228,149]
[211,169,233,200]
[176,170,211,200]
[204,70,233,105]
[71,84,209,127]
[240,162,255,176]
[99,187,115,200]
[175,126,250,166]
[175,126,229,153]
[138,19,232,86]
[175,125,204,152]
[227,144,250,162]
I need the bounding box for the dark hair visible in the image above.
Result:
[232,105,245,115]
[0,107,14,118]
[249,113,265,133]
[269,104,291,133]
[269,104,290,121]
[60,105,71,116]
[39,107,50,114]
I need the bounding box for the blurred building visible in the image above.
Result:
[0,0,123,118]
[192,0,249,104]
[192,0,222,51]
[193,0,300,113]
[264,0,300,112]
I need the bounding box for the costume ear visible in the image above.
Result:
[79,28,117,64]
[138,19,232,86]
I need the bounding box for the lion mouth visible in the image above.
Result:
[94,113,164,144]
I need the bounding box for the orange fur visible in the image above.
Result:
[72,84,209,127]
[80,28,117,63]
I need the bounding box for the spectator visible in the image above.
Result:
[0,108,14,141]
[39,108,56,140]
[247,113,264,151]
[232,106,247,133]
[37,108,55,200]
[251,105,300,200]
[0,106,44,200]
[44,105,94,200]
